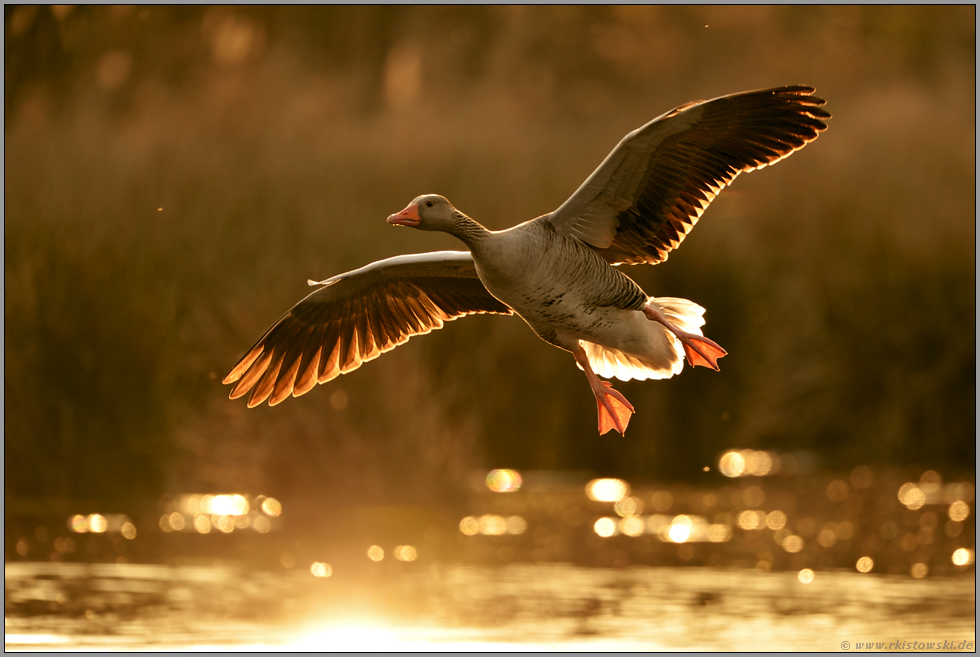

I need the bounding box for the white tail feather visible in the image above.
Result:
[580,296,707,382]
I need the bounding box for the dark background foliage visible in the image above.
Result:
[5,6,975,520]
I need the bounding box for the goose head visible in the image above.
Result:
[387,194,462,232]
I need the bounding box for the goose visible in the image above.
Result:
[224,85,829,435]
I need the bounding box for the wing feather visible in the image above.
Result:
[224,251,513,406]
[547,86,830,265]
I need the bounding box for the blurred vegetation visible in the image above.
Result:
[4,6,975,518]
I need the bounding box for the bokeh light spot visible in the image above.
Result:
[593,517,617,538]
[949,500,970,522]
[367,545,385,562]
[88,514,108,533]
[910,562,929,578]
[193,514,211,534]
[458,516,480,536]
[169,512,186,531]
[505,516,527,535]
[619,516,645,537]
[797,568,815,584]
[252,515,271,533]
[898,483,926,510]
[310,562,332,578]
[121,522,137,540]
[817,528,837,548]
[486,469,522,493]
[738,510,762,531]
[394,545,418,562]
[261,498,282,517]
[668,516,692,543]
[586,479,629,502]
[70,515,88,533]
[478,515,507,536]
[766,510,787,531]
[707,524,732,542]
[951,548,974,566]
[719,451,745,478]
[782,535,804,553]
[856,556,874,573]
[613,496,643,517]
[744,450,773,476]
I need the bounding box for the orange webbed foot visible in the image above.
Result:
[681,336,728,371]
[595,381,635,435]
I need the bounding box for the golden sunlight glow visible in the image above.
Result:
[898,483,926,510]
[70,515,88,533]
[459,516,480,536]
[261,497,282,517]
[159,515,172,532]
[856,556,874,573]
[215,515,235,533]
[586,478,629,502]
[367,545,384,562]
[394,545,418,562]
[505,516,527,535]
[797,568,815,584]
[910,562,929,578]
[719,451,745,477]
[310,562,333,578]
[949,500,970,522]
[619,516,645,537]
[121,522,137,540]
[593,517,617,537]
[252,515,271,533]
[951,548,973,566]
[485,469,522,493]
[88,514,108,533]
[782,535,804,553]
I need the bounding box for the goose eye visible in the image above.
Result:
[425,201,433,208]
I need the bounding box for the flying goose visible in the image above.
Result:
[224,85,829,435]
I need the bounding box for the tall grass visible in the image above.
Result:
[5,6,974,513]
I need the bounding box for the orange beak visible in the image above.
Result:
[387,203,421,227]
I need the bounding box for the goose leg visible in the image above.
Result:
[573,345,634,436]
[643,304,727,370]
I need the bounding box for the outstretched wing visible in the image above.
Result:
[223,251,512,407]
[546,86,830,265]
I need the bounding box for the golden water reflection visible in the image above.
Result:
[4,563,975,651]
